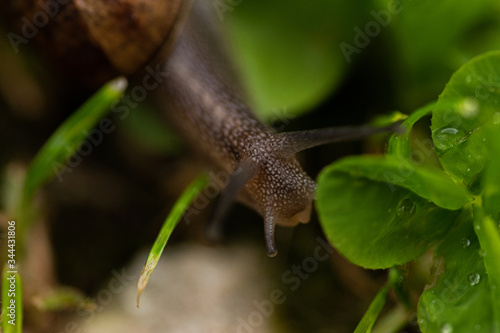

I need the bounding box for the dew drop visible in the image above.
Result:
[468,273,481,286]
[494,112,500,125]
[458,97,479,118]
[461,238,471,248]
[441,323,453,333]
[474,324,481,331]
[396,198,416,219]
[433,127,465,151]
[466,75,472,83]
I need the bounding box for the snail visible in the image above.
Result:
[2,0,398,256]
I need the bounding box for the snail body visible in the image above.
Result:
[154,0,397,255]
[2,0,396,256]
[155,1,317,256]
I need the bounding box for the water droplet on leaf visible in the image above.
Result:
[458,98,479,118]
[396,198,416,219]
[441,323,453,333]
[494,112,500,125]
[461,238,471,248]
[468,273,480,286]
[434,127,465,151]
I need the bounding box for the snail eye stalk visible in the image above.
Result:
[264,211,277,257]
[278,122,403,156]
[206,160,256,241]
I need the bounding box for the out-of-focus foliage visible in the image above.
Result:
[226,0,500,117]
[225,0,375,118]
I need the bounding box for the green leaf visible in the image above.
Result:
[431,51,500,186]
[323,156,469,210]
[2,266,22,333]
[482,126,500,220]
[476,127,500,324]
[415,51,500,333]
[316,157,459,269]
[473,206,500,325]
[417,209,498,333]
[136,174,209,307]
[24,77,127,202]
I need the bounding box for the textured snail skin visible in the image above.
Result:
[153,0,316,256]
[153,0,400,256]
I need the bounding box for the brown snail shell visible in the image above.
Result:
[1,0,188,88]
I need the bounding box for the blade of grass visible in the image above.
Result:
[32,287,88,312]
[1,164,26,220]
[371,305,409,333]
[2,265,23,333]
[23,77,127,204]
[354,268,400,333]
[15,77,126,258]
[137,174,209,307]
